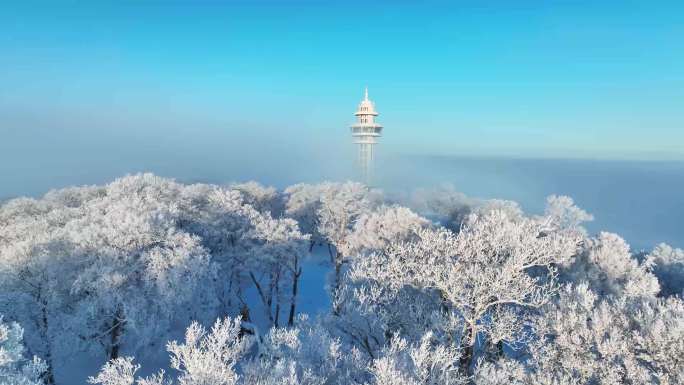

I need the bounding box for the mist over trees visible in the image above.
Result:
[0,174,682,385]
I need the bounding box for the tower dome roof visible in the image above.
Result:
[355,87,378,116]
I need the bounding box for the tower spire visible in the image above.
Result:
[364,86,369,101]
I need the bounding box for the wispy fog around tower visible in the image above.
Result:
[350,87,383,185]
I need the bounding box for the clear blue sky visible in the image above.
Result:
[1,0,683,177]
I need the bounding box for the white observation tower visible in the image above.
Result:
[351,87,383,185]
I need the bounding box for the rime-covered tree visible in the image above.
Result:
[0,174,223,371]
[283,183,326,251]
[242,315,367,385]
[316,182,380,311]
[350,210,580,375]
[0,195,85,383]
[0,316,46,385]
[243,212,309,327]
[176,186,261,319]
[523,283,684,384]
[408,185,523,231]
[329,206,433,357]
[561,232,660,299]
[90,315,367,385]
[367,333,465,385]
[540,195,593,234]
[647,243,684,297]
[89,317,248,385]
[230,181,283,217]
[66,174,216,360]
[408,185,477,230]
[344,206,429,258]
[284,182,383,311]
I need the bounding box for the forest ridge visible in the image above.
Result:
[1,173,683,385]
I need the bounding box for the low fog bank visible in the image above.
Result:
[2,148,682,250]
[0,133,354,200]
[377,154,684,251]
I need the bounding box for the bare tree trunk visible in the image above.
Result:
[459,322,477,377]
[334,257,342,292]
[236,285,249,318]
[273,269,281,328]
[332,255,343,315]
[327,243,335,263]
[238,305,253,337]
[250,271,274,325]
[438,291,455,348]
[240,304,251,322]
[109,306,125,361]
[39,298,55,385]
[288,256,302,326]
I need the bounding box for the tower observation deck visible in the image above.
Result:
[350,87,383,185]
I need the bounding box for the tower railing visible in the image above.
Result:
[351,126,382,136]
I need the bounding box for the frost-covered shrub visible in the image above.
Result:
[89,317,248,385]
[562,232,660,299]
[541,195,593,234]
[647,243,684,297]
[243,315,367,385]
[524,283,684,385]
[91,315,367,385]
[0,316,46,385]
[367,333,465,385]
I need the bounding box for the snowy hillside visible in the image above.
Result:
[1,173,682,385]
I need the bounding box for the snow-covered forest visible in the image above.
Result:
[1,173,682,385]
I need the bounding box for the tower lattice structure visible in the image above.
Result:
[350,87,383,185]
